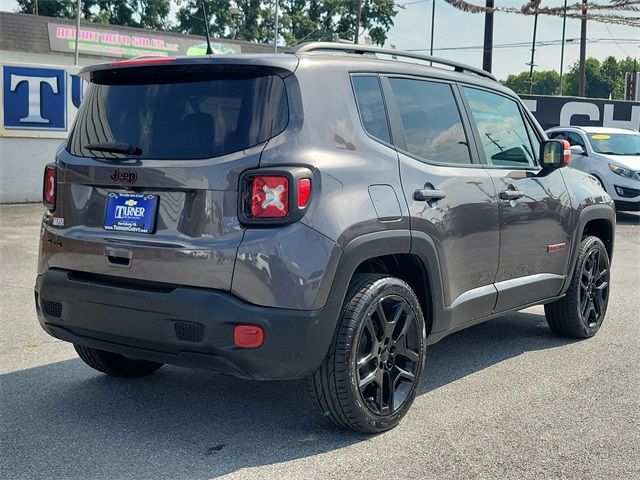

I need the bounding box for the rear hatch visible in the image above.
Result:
[47,56,296,290]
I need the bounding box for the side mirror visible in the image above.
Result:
[540,139,570,169]
[570,145,585,156]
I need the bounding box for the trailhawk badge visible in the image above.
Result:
[547,243,566,253]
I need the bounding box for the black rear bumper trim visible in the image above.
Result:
[35,269,338,380]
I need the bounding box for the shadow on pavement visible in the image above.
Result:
[1,311,574,479]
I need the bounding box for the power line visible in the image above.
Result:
[403,37,639,52]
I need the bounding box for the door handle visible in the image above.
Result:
[414,188,446,202]
[499,189,525,201]
[105,246,133,268]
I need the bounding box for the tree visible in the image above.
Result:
[502,70,561,96]
[18,0,171,30]
[175,1,234,37]
[175,0,399,46]
[502,57,637,100]
[17,0,78,17]
[563,56,636,99]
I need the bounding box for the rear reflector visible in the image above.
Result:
[561,139,571,165]
[251,176,289,218]
[234,325,264,348]
[298,178,311,208]
[43,165,56,210]
[111,57,176,67]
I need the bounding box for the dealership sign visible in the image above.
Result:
[521,95,640,131]
[47,23,241,58]
[1,64,85,138]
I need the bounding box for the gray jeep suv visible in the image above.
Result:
[35,43,615,433]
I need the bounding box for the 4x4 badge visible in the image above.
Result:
[110,168,137,184]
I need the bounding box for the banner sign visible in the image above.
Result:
[47,23,241,58]
[1,64,86,138]
[521,95,640,131]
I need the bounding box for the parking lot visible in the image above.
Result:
[1,203,638,480]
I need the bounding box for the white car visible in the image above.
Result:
[546,126,640,211]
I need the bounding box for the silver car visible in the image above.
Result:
[547,126,640,211]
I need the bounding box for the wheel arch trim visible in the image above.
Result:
[561,204,615,295]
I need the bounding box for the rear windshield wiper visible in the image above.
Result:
[85,142,142,155]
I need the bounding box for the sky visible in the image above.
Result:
[1,0,638,80]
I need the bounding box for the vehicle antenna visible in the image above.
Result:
[202,2,214,55]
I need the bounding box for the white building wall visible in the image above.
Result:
[1,54,87,203]
[0,137,64,203]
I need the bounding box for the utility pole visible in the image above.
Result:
[482,0,494,72]
[527,11,539,95]
[74,0,81,66]
[430,0,436,56]
[355,1,362,44]
[578,0,587,96]
[274,0,279,52]
[559,0,567,95]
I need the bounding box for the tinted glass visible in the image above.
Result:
[352,76,391,143]
[550,131,586,149]
[568,132,586,148]
[389,78,471,164]
[68,74,288,160]
[463,87,536,168]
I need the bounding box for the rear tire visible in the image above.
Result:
[311,274,426,433]
[544,236,610,339]
[74,344,163,377]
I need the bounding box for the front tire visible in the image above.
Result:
[311,274,426,433]
[544,236,610,338]
[74,345,163,377]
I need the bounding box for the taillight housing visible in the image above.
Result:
[43,164,56,211]
[239,167,313,225]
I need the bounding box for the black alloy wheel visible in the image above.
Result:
[578,247,609,329]
[545,236,611,339]
[311,274,426,433]
[356,294,421,416]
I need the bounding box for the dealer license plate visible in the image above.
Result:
[104,193,158,234]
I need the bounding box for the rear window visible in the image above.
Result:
[351,75,391,144]
[68,73,288,160]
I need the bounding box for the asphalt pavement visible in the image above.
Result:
[1,203,638,480]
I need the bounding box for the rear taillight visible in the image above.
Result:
[240,167,313,225]
[43,164,56,210]
[251,175,289,218]
[298,178,311,208]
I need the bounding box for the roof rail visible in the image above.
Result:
[291,42,497,82]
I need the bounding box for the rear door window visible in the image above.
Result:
[351,75,391,144]
[68,73,288,160]
[388,78,472,165]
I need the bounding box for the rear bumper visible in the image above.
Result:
[35,269,338,380]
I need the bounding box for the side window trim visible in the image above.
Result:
[380,74,482,168]
[350,73,394,148]
[520,107,542,168]
[459,83,541,171]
